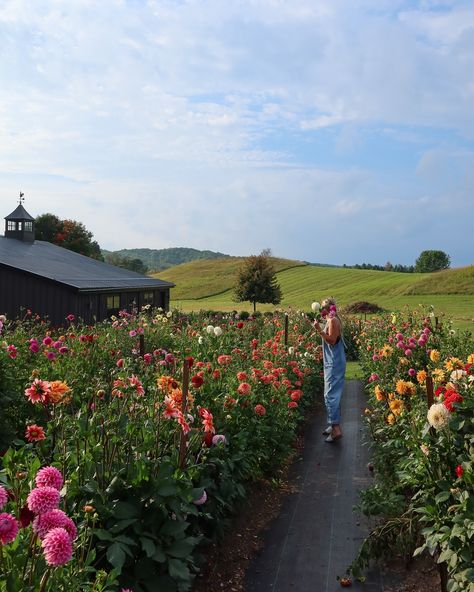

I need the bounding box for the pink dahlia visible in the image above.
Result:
[33,509,76,540]
[0,486,7,510]
[42,527,73,565]
[0,513,19,545]
[27,487,60,514]
[36,466,63,491]
[193,490,207,505]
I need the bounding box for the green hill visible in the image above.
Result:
[159,260,474,330]
[102,247,231,271]
[154,257,306,299]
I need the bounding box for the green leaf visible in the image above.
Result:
[114,500,140,519]
[140,537,156,558]
[166,537,199,559]
[435,491,451,504]
[94,528,114,541]
[106,542,126,570]
[109,518,139,533]
[153,547,166,563]
[160,520,188,537]
[168,558,191,583]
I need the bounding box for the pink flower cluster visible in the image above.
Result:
[23,466,75,565]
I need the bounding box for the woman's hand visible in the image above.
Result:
[313,319,322,333]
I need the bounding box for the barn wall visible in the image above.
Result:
[0,265,171,326]
[0,265,78,326]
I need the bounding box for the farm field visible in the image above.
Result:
[158,261,474,332]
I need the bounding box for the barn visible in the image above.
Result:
[0,202,174,325]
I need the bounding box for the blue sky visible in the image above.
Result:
[1,0,473,267]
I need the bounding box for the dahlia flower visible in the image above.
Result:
[427,403,451,430]
[33,509,76,540]
[36,466,63,490]
[0,486,8,510]
[42,527,73,565]
[27,486,60,514]
[0,513,19,545]
[193,490,207,505]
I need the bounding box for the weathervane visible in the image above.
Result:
[19,191,25,205]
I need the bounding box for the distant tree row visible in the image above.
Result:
[344,250,451,274]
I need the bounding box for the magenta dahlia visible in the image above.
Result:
[42,527,73,565]
[27,487,60,514]
[0,485,8,510]
[35,466,63,491]
[0,513,19,545]
[33,509,76,540]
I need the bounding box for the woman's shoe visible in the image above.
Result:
[322,426,332,435]
[325,433,342,443]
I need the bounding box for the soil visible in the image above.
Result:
[192,423,442,592]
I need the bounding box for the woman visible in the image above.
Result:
[314,297,346,442]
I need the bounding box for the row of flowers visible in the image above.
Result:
[351,307,474,592]
[0,308,323,591]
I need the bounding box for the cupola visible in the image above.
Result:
[4,193,35,242]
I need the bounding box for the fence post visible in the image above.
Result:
[425,375,434,407]
[178,359,190,468]
[284,313,289,347]
[139,334,145,357]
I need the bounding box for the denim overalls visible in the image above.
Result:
[322,326,346,425]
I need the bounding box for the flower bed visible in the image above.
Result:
[350,307,474,592]
[0,309,322,592]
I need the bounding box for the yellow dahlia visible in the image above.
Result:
[432,368,446,383]
[430,350,440,363]
[467,354,474,364]
[387,413,396,425]
[389,399,404,416]
[396,380,416,396]
[416,370,427,384]
[444,357,464,371]
[374,385,386,401]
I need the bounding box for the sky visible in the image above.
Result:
[1,0,473,268]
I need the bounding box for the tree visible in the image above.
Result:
[415,250,450,273]
[35,214,103,260]
[234,251,282,312]
[105,252,148,274]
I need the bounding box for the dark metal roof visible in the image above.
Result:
[5,204,35,221]
[0,236,175,291]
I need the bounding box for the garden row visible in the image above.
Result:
[352,307,474,592]
[0,308,323,592]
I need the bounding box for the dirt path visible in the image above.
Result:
[244,380,382,592]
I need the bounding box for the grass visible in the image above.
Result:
[153,257,306,300]
[346,361,364,381]
[157,260,474,333]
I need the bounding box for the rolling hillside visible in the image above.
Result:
[102,247,230,271]
[154,257,306,299]
[156,260,474,329]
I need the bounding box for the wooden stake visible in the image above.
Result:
[425,375,434,407]
[139,334,145,357]
[284,313,289,346]
[178,359,190,468]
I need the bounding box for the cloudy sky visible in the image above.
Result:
[1,0,473,267]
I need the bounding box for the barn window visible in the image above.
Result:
[25,221,33,232]
[7,221,16,231]
[106,294,120,310]
[143,291,154,305]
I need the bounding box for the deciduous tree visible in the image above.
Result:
[415,250,450,273]
[35,214,102,260]
[234,250,282,312]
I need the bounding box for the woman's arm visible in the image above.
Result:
[314,317,340,346]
